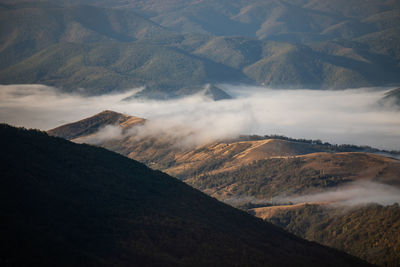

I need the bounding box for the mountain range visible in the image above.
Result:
[3,1,400,265]
[1,123,371,266]
[1,0,400,97]
[48,110,400,265]
[48,110,400,201]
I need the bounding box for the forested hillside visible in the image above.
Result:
[264,203,400,267]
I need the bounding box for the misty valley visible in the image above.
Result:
[20,100,400,266]
[1,0,400,266]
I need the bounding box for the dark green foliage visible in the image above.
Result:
[266,204,400,266]
[0,124,371,266]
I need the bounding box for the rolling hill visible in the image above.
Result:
[1,123,371,266]
[0,2,168,68]
[48,110,400,202]
[37,0,400,42]
[188,152,400,201]
[0,41,244,95]
[47,110,400,266]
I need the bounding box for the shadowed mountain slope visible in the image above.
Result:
[0,124,371,266]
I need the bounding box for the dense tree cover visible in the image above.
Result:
[0,41,243,96]
[0,124,370,266]
[266,203,400,267]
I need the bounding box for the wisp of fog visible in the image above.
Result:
[224,181,400,207]
[1,84,400,150]
[277,181,400,206]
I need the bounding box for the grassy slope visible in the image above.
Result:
[188,152,400,200]
[47,110,145,139]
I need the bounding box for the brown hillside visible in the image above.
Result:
[48,110,145,140]
[48,112,400,200]
[191,152,400,201]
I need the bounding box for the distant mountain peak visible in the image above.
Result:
[201,84,232,101]
[379,88,400,110]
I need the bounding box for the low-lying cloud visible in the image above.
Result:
[1,84,400,150]
[278,181,400,206]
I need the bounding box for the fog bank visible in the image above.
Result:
[1,84,399,150]
[278,181,400,206]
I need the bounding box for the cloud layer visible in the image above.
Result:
[279,181,400,206]
[1,84,399,150]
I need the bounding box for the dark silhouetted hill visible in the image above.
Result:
[0,124,371,266]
